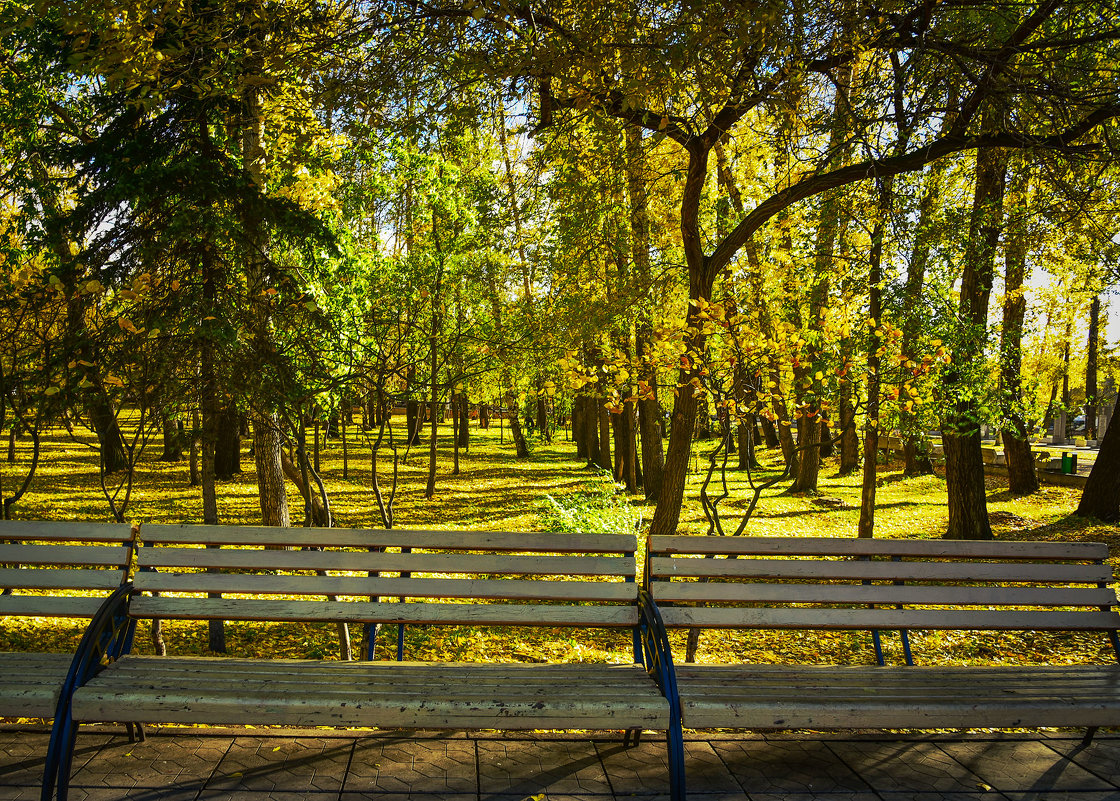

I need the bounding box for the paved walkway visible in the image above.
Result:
[3,726,1120,800]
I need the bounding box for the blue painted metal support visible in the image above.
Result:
[44,583,136,801]
[638,588,684,801]
[859,556,885,666]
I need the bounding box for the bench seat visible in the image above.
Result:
[675,663,1120,729]
[72,656,670,729]
[0,652,77,718]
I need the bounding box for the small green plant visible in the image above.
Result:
[540,474,642,535]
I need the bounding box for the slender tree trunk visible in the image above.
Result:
[999,159,1039,495]
[214,403,240,480]
[858,177,891,537]
[1086,296,1100,441]
[943,143,1005,540]
[596,394,612,471]
[189,408,200,486]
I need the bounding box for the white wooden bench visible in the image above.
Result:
[645,535,1120,796]
[53,525,677,800]
[0,520,138,800]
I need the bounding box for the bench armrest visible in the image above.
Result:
[637,588,681,710]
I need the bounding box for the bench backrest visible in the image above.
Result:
[647,535,1120,634]
[0,521,136,618]
[132,524,640,628]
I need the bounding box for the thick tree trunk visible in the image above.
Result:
[943,143,1004,540]
[760,417,779,449]
[508,392,530,458]
[161,415,182,462]
[253,414,290,526]
[1076,411,1120,521]
[536,397,550,443]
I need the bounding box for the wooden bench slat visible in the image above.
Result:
[673,665,1120,729]
[657,606,1120,630]
[0,595,112,618]
[652,582,1118,608]
[139,548,635,577]
[129,596,639,626]
[0,567,126,591]
[72,659,669,729]
[0,521,134,544]
[142,524,636,554]
[0,544,132,568]
[136,572,637,602]
[649,535,1110,561]
[649,557,1112,584]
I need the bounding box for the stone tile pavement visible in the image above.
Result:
[2,725,1119,801]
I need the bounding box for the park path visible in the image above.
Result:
[2,725,1119,800]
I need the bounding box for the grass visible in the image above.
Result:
[3,416,1119,684]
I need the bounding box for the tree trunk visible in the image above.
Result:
[214,403,241,480]
[596,395,612,471]
[536,397,550,443]
[999,158,1039,495]
[760,417,779,449]
[189,409,200,486]
[457,392,470,449]
[1086,296,1100,440]
[160,414,182,462]
[1076,410,1120,522]
[507,393,530,458]
[943,142,1004,540]
[583,395,601,468]
[89,395,127,474]
[858,176,891,538]
[253,414,290,526]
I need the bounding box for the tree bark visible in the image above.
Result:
[214,403,241,480]
[1086,296,1100,440]
[943,143,1005,540]
[1076,410,1120,521]
[161,414,182,462]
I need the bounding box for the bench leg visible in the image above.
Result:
[43,715,80,801]
[666,720,685,801]
[623,727,642,747]
[1082,727,1099,747]
[125,722,146,743]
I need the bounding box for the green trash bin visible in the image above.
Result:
[1061,452,1078,474]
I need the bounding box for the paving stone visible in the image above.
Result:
[712,738,872,794]
[477,739,611,795]
[1045,739,1120,788]
[0,731,113,786]
[344,736,477,794]
[206,737,353,793]
[825,741,990,794]
[70,734,233,790]
[595,740,737,796]
[938,741,1113,793]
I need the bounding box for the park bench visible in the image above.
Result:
[51,524,677,800]
[645,535,1120,798]
[0,520,138,800]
